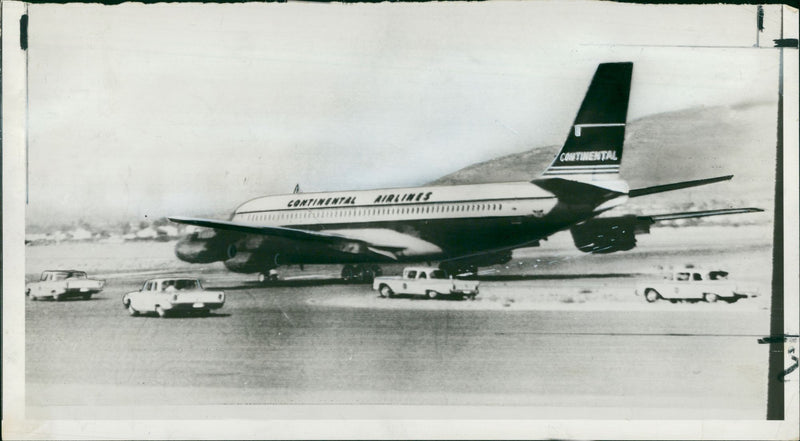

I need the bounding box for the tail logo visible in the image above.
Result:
[559,150,618,162]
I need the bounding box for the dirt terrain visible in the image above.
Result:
[23,224,776,419]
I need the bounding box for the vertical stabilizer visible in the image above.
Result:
[542,62,632,180]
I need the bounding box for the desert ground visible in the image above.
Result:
[25,224,774,419]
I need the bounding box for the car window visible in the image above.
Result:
[430,270,447,279]
[143,281,151,291]
[676,273,690,281]
[175,280,198,290]
[407,270,417,279]
[692,273,702,281]
[51,272,68,281]
[418,272,427,279]
[41,273,49,281]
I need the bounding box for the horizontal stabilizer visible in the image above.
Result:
[628,175,733,198]
[639,207,764,223]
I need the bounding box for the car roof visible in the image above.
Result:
[44,269,86,273]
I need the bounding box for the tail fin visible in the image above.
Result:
[542,62,633,180]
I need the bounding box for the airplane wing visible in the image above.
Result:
[168,216,405,260]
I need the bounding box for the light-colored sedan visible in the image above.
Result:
[122,278,225,317]
[635,270,753,303]
[26,270,105,301]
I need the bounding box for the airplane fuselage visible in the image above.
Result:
[211,180,627,268]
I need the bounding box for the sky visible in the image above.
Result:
[23,1,792,227]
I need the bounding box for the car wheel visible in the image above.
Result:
[703,293,719,303]
[379,285,394,298]
[155,305,167,318]
[128,304,139,316]
[426,290,438,300]
[644,288,660,303]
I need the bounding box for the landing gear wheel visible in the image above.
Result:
[644,289,660,303]
[703,293,719,303]
[258,271,279,283]
[155,305,167,318]
[128,305,139,316]
[380,285,394,299]
[360,266,374,283]
[426,290,439,300]
[341,265,355,282]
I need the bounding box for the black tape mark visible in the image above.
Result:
[20,14,28,50]
[758,334,800,344]
[779,347,798,382]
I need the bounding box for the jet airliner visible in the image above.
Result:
[170,62,762,282]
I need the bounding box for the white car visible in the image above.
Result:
[635,270,754,303]
[372,267,480,300]
[122,278,225,317]
[26,270,105,301]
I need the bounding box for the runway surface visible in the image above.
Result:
[25,225,774,419]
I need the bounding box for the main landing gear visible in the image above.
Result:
[341,264,382,283]
[257,269,279,284]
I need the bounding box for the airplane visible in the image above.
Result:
[169,62,762,283]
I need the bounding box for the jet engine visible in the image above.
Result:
[569,215,650,254]
[174,231,232,263]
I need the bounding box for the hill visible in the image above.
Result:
[429,101,777,219]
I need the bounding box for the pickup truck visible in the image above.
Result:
[373,267,480,300]
[122,277,225,317]
[635,270,755,303]
[26,270,105,301]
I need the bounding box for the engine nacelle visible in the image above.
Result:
[175,231,232,263]
[570,215,649,254]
